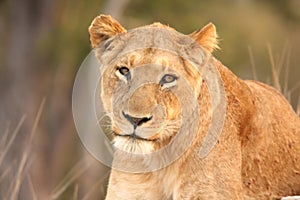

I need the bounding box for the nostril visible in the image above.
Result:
[122,111,152,126]
[135,116,152,126]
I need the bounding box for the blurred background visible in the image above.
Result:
[0,0,299,199]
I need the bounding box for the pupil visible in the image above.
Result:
[119,67,129,75]
[165,75,173,82]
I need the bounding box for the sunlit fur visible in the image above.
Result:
[90,15,300,200]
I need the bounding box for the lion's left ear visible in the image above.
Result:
[189,23,219,53]
[88,15,127,48]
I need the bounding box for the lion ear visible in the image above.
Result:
[189,23,219,53]
[88,15,126,48]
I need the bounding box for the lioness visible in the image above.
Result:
[89,15,300,199]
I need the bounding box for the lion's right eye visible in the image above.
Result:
[118,67,130,75]
[116,66,131,82]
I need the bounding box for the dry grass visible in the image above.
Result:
[50,159,90,199]
[268,43,300,116]
[0,96,110,199]
[0,97,43,199]
[249,43,300,116]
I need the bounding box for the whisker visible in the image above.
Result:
[164,125,179,129]
[100,124,113,128]
[97,112,112,122]
[97,113,113,128]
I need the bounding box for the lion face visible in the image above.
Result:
[89,15,219,154]
[100,50,202,154]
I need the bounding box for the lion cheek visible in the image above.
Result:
[160,93,181,121]
[165,106,180,121]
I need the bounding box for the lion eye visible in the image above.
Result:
[161,74,177,83]
[160,74,178,88]
[116,66,131,82]
[118,66,130,75]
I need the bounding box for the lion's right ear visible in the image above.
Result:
[88,15,126,48]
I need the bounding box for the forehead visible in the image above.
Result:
[111,26,194,51]
[95,27,207,78]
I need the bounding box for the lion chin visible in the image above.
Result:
[112,135,156,154]
[89,15,300,200]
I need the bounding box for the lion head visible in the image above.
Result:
[89,15,220,155]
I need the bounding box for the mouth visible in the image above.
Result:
[113,131,158,142]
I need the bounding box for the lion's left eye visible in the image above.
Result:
[116,66,131,82]
[160,74,178,88]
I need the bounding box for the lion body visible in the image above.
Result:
[89,15,300,199]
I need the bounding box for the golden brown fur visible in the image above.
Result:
[89,15,300,199]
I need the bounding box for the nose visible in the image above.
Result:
[122,111,152,127]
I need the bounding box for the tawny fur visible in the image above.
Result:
[89,15,300,200]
